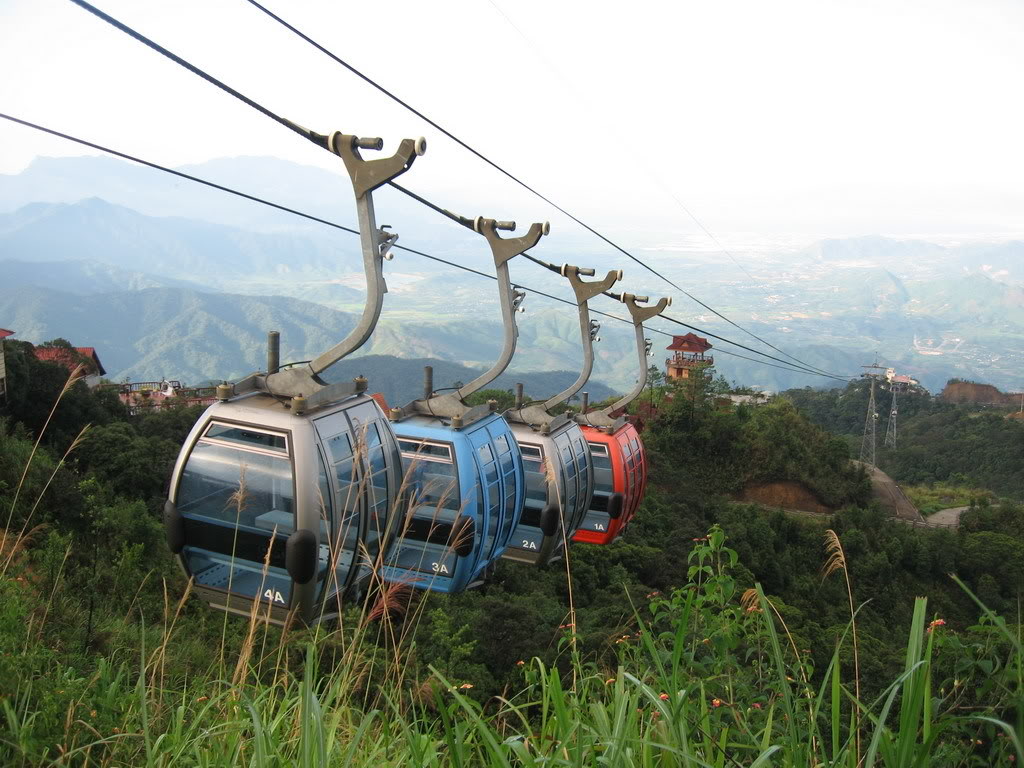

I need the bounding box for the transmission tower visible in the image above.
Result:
[859,362,886,467]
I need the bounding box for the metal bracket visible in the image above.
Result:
[232,131,425,403]
[541,265,622,411]
[505,264,622,428]
[397,217,550,425]
[577,292,672,428]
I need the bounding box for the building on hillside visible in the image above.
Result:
[110,379,218,415]
[0,328,14,399]
[665,333,714,381]
[33,345,107,389]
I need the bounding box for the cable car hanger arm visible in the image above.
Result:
[541,265,622,411]
[233,132,424,406]
[578,292,671,428]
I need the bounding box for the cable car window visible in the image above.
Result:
[494,434,511,454]
[398,440,453,462]
[519,443,543,461]
[402,441,460,514]
[588,442,612,470]
[178,441,293,528]
[477,443,495,465]
[203,423,287,454]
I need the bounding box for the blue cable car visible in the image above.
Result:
[383,216,547,591]
[164,131,424,624]
[502,263,623,566]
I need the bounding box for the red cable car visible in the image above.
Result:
[573,292,669,545]
[574,421,646,543]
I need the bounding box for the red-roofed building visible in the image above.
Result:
[0,329,13,398]
[33,345,108,389]
[665,333,714,381]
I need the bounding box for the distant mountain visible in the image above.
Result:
[324,356,616,408]
[0,257,205,294]
[0,285,358,383]
[0,285,623,398]
[0,198,368,287]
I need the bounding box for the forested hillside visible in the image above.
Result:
[2,351,1022,764]
[786,380,1024,498]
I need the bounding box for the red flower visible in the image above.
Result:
[711,698,722,708]
[927,618,946,633]
[659,693,670,701]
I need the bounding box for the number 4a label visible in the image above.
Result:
[264,588,285,604]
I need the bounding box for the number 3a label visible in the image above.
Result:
[264,589,285,604]
[431,562,450,574]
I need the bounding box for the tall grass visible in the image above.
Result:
[2,526,1022,765]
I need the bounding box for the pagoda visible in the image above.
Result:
[665,333,713,380]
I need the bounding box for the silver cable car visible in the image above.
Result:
[501,264,622,565]
[163,131,425,624]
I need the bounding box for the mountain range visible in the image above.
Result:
[2,154,1022,394]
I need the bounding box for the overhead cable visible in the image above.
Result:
[0,111,847,383]
[67,0,848,380]
[239,0,849,379]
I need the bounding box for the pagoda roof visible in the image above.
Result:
[666,333,712,353]
[0,328,14,339]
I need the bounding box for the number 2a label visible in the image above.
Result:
[521,540,538,550]
[264,589,285,604]
[431,562,450,574]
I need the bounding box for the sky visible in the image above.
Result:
[1,0,1023,241]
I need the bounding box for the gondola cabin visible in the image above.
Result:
[501,420,594,565]
[572,422,647,545]
[384,413,525,591]
[164,392,402,625]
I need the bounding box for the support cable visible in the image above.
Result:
[238,0,849,380]
[0,111,848,383]
[67,0,849,380]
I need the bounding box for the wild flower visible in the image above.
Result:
[927,618,946,633]
[195,696,208,702]
[516,660,525,666]
[711,698,722,708]
[752,702,762,710]
[659,693,669,700]
[604,678,615,684]
[459,683,473,689]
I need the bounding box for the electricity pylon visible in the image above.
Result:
[859,362,886,467]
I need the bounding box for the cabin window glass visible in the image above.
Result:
[178,441,293,529]
[401,439,460,514]
[520,442,548,506]
[477,443,495,465]
[519,444,542,461]
[588,442,612,470]
[202,424,287,454]
[494,434,511,454]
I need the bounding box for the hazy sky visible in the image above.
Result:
[2,0,1023,240]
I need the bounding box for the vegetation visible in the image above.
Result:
[786,379,1024,499]
[1,347,1023,764]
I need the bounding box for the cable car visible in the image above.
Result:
[383,216,547,591]
[163,131,425,624]
[502,264,622,565]
[573,292,670,545]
